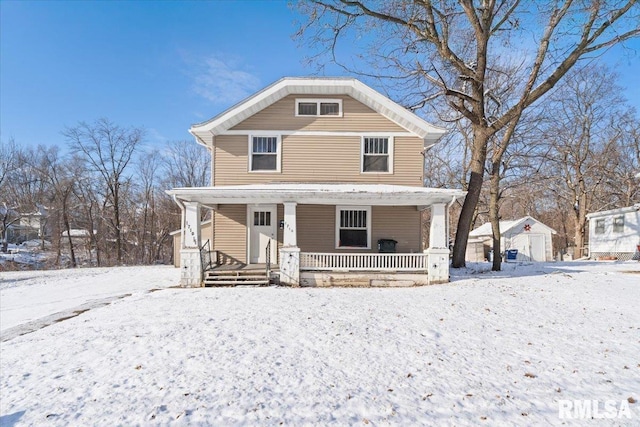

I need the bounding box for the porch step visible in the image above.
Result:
[203,269,271,287]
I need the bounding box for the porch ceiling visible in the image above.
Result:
[167,183,466,207]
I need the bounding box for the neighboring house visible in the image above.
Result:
[586,204,640,260]
[468,216,557,262]
[3,208,47,244]
[168,77,466,287]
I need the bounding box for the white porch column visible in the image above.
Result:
[180,201,203,287]
[283,202,298,247]
[280,202,300,286]
[429,203,447,249]
[426,203,450,284]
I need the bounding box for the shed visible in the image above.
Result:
[586,204,640,261]
[468,216,557,262]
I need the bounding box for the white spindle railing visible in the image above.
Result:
[299,252,427,271]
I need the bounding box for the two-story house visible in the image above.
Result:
[168,78,465,287]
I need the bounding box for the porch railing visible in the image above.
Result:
[300,252,427,272]
[265,239,272,282]
[200,239,213,281]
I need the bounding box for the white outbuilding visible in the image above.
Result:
[468,216,557,262]
[586,204,640,261]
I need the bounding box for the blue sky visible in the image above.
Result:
[1,1,638,150]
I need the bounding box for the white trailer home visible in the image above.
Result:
[587,204,640,261]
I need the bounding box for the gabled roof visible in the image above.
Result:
[190,77,446,143]
[470,216,557,237]
[586,204,640,219]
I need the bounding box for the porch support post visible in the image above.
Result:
[426,203,450,284]
[280,202,300,286]
[180,201,203,287]
[283,202,297,247]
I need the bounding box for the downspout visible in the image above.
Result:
[173,195,186,250]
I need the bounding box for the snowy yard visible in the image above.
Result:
[1,262,639,426]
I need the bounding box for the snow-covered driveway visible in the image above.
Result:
[1,262,639,425]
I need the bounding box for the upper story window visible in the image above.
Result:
[613,216,624,233]
[336,206,371,249]
[595,219,605,234]
[295,99,343,117]
[362,136,393,173]
[249,136,281,172]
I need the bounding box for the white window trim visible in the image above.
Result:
[335,205,372,249]
[360,136,394,174]
[594,219,605,235]
[295,98,343,117]
[248,135,282,173]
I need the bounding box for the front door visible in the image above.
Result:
[249,205,277,264]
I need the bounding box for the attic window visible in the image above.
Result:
[296,99,342,117]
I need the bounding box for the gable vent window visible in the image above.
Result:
[336,206,371,249]
[362,137,392,173]
[249,136,280,172]
[296,99,342,117]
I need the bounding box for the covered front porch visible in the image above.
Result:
[167,184,465,287]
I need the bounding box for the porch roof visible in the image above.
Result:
[167,183,466,207]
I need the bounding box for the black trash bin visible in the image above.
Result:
[377,239,398,253]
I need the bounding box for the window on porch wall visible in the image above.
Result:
[337,207,369,248]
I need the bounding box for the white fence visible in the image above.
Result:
[300,252,428,272]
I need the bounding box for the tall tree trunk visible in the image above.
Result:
[62,196,77,268]
[489,161,502,271]
[113,183,122,264]
[452,128,489,268]
[573,191,588,259]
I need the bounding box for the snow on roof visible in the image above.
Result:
[167,183,466,207]
[189,77,446,143]
[61,229,95,237]
[586,203,640,219]
[469,216,557,237]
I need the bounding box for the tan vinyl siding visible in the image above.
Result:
[215,134,423,186]
[213,204,247,264]
[295,205,421,253]
[297,205,336,252]
[231,95,406,132]
[371,206,422,252]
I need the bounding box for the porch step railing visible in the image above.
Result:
[300,252,427,272]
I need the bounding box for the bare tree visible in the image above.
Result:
[64,118,144,264]
[162,140,210,188]
[540,65,636,258]
[0,138,21,252]
[297,0,640,267]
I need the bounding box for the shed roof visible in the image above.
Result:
[470,216,557,237]
[189,77,446,144]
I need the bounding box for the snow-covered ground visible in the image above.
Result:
[1,262,639,426]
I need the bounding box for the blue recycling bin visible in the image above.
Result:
[506,249,518,261]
